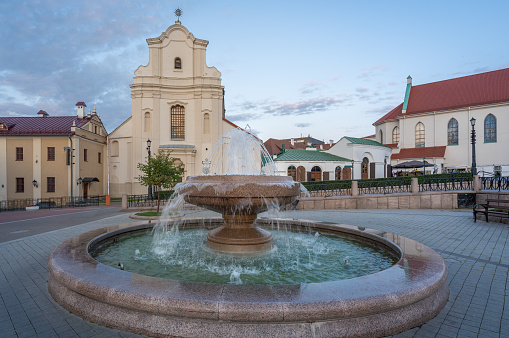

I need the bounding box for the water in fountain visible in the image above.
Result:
[92,127,397,284]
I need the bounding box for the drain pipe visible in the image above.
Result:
[106,135,110,206]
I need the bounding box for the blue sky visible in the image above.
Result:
[1,1,508,142]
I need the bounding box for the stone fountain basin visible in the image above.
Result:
[48,218,449,338]
[179,175,300,214]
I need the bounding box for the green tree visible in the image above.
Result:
[136,152,185,213]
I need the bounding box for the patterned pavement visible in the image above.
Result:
[0,208,507,337]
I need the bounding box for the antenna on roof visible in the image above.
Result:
[245,124,251,131]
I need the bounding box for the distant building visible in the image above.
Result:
[273,136,391,181]
[374,68,509,176]
[0,103,107,201]
[108,21,237,196]
[264,137,334,158]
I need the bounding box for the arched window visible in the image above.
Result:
[144,112,151,132]
[174,57,182,69]
[362,157,369,179]
[392,126,400,144]
[203,113,210,134]
[111,141,119,157]
[484,114,497,143]
[415,122,425,148]
[447,118,458,145]
[379,130,383,144]
[171,105,185,139]
[287,166,296,181]
[310,166,322,182]
[335,166,342,180]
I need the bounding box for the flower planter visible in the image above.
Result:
[26,206,39,211]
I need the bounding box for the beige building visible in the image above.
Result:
[0,104,107,201]
[374,68,509,176]
[108,20,236,196]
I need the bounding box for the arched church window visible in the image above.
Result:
[203,113,210,134]
[171,105,185,139]
[415,122,425,148]
[484,114,497,143]
[392,126,400,143]
[287,166,296,181]
[174,57,182,69]
[447,118,458,145]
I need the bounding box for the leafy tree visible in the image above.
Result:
[136,151,185,212]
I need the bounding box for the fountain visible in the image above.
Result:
[48,128,449,337]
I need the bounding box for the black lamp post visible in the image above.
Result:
[470,117,477,176]
[147,139,153,199]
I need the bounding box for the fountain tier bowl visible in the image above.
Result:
[48,218,449,338]
[179,175,300,254]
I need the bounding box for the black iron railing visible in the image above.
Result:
[359,179,412,195]
[418,177,473,192]
[303,181,351,197]
[127,191,175,208]
[481,176,509,191]
[0,196,103,212]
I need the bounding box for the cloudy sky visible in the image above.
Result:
[1,1,508,142]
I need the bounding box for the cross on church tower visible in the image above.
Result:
[174,8,182,23]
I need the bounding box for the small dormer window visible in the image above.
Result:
[174,57,182,69]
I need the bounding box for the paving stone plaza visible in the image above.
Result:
[0,208,508,337]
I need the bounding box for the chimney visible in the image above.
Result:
[329,139,334,146]
[76,102,87,118]
[291,138,295,146]
[37,110,49,117]
[320,144,323,150]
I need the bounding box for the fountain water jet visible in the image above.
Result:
[48,127,449,337]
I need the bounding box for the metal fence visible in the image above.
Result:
[418,177,473,192]
[304,181,351,197]
[127,192,174,208]
[0,196,103,212]
[359,179,412,195]
[481,176,509,191]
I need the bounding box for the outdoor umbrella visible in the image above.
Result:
[393,160,434,169]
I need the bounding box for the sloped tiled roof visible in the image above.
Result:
[374,68,509,125]
[391,146,446,160]
[0,116,90,135]
[373,103,403,125]
[274,149,351,162]
[264,138,307,156]
[344,136,391,148]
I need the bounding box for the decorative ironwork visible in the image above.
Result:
[0,196,102,212]
[174,8,183,21]
[127,192,175,208]
[481,176,509,191]
[303,181,351,197]
[359,179,412,195]
[419,177,473,192]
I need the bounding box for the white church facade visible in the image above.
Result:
[108,21,236,196]
[374,68,509,176]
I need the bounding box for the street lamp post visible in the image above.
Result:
[351,160,354,180]
[470,118,477,176]
[147,139,153,200]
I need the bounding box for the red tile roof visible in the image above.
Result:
[373,103,403,125]
[391,146,446,160]
[374,68,509,125]
[0,116,90,135]
[384,143,399,149]
[76,102,87,106]
[264,138,307,156]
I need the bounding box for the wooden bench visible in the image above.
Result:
[473,199,509,223]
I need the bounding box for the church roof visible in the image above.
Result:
[0,116,90,135]
[274,149,351,162]
[374,68,509,125]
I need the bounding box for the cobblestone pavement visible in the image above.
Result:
[0,208,507,337]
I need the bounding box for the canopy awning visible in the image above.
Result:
[82,177,100,183]
[393,160,434,169]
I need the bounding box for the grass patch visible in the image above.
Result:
[136,211,162,217]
